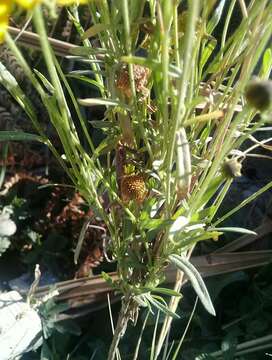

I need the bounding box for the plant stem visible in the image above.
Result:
[165,0,199,215]
[107,296,132,360]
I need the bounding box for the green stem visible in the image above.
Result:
[165,0,199,215]
[121,0,136,98]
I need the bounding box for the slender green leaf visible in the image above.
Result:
[78,98,128,109]
[169,254,216,316]
[34,69,55,93]
[89,120,116,129]
[207,0,227,34]
[0,131,42,142]
[208,227,257,235]
[83,24,109,39]
[214,180,272,225]
[146,287,182,297]
[261,48,272,77]
[145,294,180,319]
[69,47,108,56]
[66,74,105,91]
[200,38,217,73]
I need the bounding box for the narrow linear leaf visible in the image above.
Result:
[78,98,128,110]
[169,254,216,316]
[34,69,55,94]
[0,131,42,142]
[145,294,180,319]
[83,24,109,40]
[209,227,257,235]
[89,120,116,129]
[261,48,272,77]
[200,38,217,72]
[146,287,182,297]
[74,217,91,265]
[69,46,108,56]
[134,295,150,308]
[66,74,105,91]
[207,0,227,33]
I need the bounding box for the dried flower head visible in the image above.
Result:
[121,174,147,203]
[116,64,150,98]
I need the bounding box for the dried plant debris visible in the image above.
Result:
[116,64,150,99]
[43,189,106,277]
[0,143,46,171]
[0,172,48,196]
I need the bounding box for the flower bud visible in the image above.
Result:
[223,158,242,178]
[245,80,272,111]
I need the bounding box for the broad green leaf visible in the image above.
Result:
[169,254,216,316]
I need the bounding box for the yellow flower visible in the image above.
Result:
[16,0,40,9]
[0,1,12,43]
[57,0,87,4]
[0,0,87,43]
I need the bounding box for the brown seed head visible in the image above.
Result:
[116,64,150,98]
[121,174,147,203]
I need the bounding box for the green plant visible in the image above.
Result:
[1,1,272,359]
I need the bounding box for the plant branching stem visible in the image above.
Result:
[107,296,131,360]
